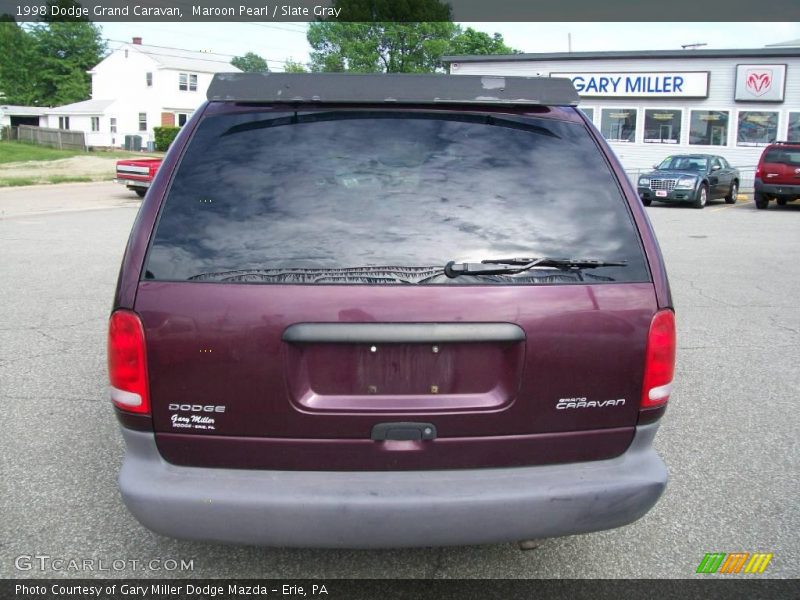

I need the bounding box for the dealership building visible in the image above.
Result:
[444,47,800,173]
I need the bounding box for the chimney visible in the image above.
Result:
[132,37,142,45]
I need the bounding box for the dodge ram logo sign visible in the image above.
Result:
[735,64,786,102]
[745,70,772,96]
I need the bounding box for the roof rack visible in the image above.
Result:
[206,72,579,107]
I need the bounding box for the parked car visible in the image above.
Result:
[637,154,740,209]
[108,73,674,548]
[115,157,162,197]
[753,141,800,209]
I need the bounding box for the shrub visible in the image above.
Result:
[154,126,180,152]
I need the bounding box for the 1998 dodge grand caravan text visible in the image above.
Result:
[109,73,674,548]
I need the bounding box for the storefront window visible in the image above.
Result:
[644,109,682,144]
[600,108,636,142]
[737,111,778,146]
[689,110,728,146]
[579,107,594,123]
[788,112,800,143]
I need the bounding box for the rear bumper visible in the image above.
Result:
[118,424,667,548]
[114,178,151,189]
[754,179,800,197]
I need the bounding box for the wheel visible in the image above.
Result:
[725,182,738,204]
[754,192,769,210]
[777,197,787,206]
[642,198,652,207]
[693,184,708,209]
[135,189,146,198]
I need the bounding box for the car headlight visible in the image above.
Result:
[675,177,697,189]
[638,178,650,187]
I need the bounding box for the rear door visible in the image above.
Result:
[136,106,656,471]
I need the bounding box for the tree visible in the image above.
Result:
[306,0,518,74]
[448,27,519,56]
[231,52,270,73]
[0,18,40,104]
[283,59,308,73]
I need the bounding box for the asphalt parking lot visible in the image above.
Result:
[0,182,798,579]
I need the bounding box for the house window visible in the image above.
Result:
[179,73,198,91]
[600,108,637,143]
[177,113,188,127]
[91,117,100,132]
[138,112,147,132]
[689,110,729,146]
[644,109,682,144]
[737,111,778,147]
[110,118,117,133]
[579,107,594,123]
[789,113,800,143]
[58,116,70,130]
[146,72,153,87]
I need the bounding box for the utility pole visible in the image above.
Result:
[568,32,572,52]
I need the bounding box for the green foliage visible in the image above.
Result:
[231,52,270,73]
[0,13,105,106]
[153,127,180,152]
[306,0,518,74]
[449,27,519,56]
[283,59,308,73]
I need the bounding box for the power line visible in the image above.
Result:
[105,40,296,66]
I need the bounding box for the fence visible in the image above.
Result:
[625,166,758,196]
[16,124,86,151]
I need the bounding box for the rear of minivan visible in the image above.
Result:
[109,73,673,548]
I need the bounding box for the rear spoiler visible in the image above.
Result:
[206,72,580,107]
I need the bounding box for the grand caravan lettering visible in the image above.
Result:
[557,397,626,410]
[552,71,709,98]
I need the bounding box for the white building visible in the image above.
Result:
[45,37,239,148]
[0,105,48,132]
[444,47,800,173]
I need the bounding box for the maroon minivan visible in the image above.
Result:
[109,73,674,548]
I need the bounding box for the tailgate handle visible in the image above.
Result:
[371,422,437,441]
[283,323,525,344]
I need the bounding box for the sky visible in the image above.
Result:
[98,22,800,70]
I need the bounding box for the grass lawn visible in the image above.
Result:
[0,140,161,164]
[0,175,95,187]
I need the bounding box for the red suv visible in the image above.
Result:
[108,73,674,548]
[754,141,800,209]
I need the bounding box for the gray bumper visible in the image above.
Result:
[118,424,667,548]
[754,180,800,196]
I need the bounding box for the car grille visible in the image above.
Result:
[650,179,677,192]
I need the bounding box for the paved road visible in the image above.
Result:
[1,183,798,579]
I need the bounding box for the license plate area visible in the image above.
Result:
[283,323,526,412]
[655,190,668,197]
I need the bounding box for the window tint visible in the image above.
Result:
[764,149,800,166]
[145,110,649,284]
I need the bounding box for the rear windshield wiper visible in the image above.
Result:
[443,257,627,278]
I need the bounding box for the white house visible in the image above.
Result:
[45,37,239,148]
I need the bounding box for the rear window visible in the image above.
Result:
[144,109,649,285]
[763,148,800,166]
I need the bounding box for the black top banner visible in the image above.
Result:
[1,0,799,22]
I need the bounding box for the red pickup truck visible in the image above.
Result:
[115,157,162,197]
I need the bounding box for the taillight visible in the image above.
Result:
[755,164,762,179]
[108,310,150,414]
[641,309,676,409]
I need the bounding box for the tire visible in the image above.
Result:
[693,184,708,209]
[642,198,652,207]
[135,189,146,198]
[777,197,787,206]
[754,192,769,210]
[725,181,738,204]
